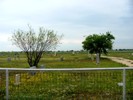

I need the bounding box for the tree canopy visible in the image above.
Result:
[11,26,62,67]
[82,32,115,57]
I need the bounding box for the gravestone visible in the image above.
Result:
[60,56,64,61]
[88,51,90,58]
[96,53,99,64]
[72,51,75,55]
[14,74,20,85]
[7,56,11,62]
[30,66,36,75]
[40,65,45,73]
[118,82,123,86]
[14,53,20,60]
[91,54,94,61]
[14,54,17,60]
[17,54,20,60]
[40,65,45,68]
[54,51,57,56]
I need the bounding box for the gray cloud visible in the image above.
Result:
[0,0,133,51]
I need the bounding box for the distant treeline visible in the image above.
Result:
[0,49,132,54]
[113,49,133,51]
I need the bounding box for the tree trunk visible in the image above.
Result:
[33,51,43,68]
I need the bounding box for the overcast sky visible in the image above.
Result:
[0,0,133,51]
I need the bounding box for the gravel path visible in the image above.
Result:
[103,56,133,67]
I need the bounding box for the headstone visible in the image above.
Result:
[60,56,64,61]
[96,53,99,64]
[30,66,36,75]
[14,53,20,60]
[17,54,20,60]
[91,54,94,61]
[0,53,2,56]
[7,57,11,62]
[40,65,45,73]
[54,51,57,56]
[14,54,17,60]
[118,82,123,86]
[14,74,20,85]
[88,51,90,58]
[40,65,45,68]
[30,66,36,69]
[72,51,75,55]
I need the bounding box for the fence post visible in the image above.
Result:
[123,69,126,100]
[6,69,9,100]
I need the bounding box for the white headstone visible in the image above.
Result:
[7,57,11,62]
[14,74,20,85]
[30,66,36,75]
[91,54,94,61]
[54,51,57,56]
[72,51,75,55]
[96,53,99,64]
[118,82,123,86]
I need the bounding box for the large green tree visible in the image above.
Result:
[82,32,115,60]
[11,26,62,68]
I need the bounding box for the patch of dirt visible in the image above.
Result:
[102,56,133,67]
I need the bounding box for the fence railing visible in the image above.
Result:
[0,67,133,100]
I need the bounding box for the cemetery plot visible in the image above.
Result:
[0,69,133,99]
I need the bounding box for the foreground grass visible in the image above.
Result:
[0,69,132,99]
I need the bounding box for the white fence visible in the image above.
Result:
[0,67,133,100]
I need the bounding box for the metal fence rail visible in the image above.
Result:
[0,67,133,100]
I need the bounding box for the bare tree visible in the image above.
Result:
[11,26,61,67]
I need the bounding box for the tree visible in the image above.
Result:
[11,26,62,68]
[82,32,115,63]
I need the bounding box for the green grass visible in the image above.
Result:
[0,51,132,99]
[3,70,133,99]
[107,51,133,60]
[0,52,127,68]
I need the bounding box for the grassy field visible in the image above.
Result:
[0,51,127,68]
[0,51,133,99]
[107,50,133,60]
[0,68,132,99]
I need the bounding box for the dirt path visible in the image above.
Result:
[103,56,133,67]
